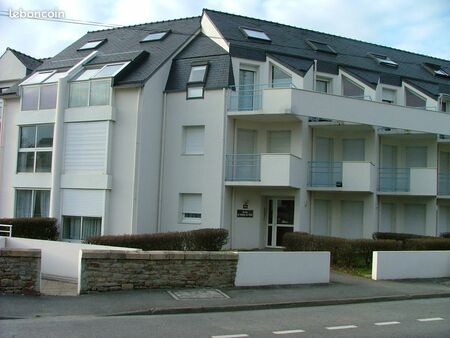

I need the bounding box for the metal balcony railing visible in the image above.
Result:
[378,168,410,192]
[438,173,450,195]
[225,154,261,181]
[308,161,343,187]
[227,83,294,112]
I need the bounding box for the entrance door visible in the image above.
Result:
[266,198,294,247]
[238,69,256,110]
[236,129,258,180]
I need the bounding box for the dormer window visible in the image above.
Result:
[141,30,170,42]
[79,39,106,51]
[240,27,271,42]
[188,64,208,83]
[368,53,398,67]
[423,63,449,78]
[305,39,337,55]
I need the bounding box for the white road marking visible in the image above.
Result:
[326,325,358,330]
[374,321,401,326]
[417,317,444,322]
[211,335,249,338]
[273,329,305,334]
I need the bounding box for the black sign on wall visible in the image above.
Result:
[237,209,254,218]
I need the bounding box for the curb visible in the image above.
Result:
[104,292,450,317]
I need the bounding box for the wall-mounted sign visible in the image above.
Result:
[237,209,253,218]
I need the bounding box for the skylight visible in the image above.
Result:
[73,63,127,81]
[79,39,106,50]
[423,63,449,77]
[21,71,55,85]
[305,39,337,55]
[141,30,170,42]
[240,27,271,41]
[368,53,398,67]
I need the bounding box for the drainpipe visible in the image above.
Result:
[313,59,318,91]
[220,88,227,237]
[156,92,168,233]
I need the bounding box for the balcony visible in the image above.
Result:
[307,161,374,192]
[438,173,450,196]
[225,153,301,188]
[378,168,437,195]
[228,86,450,135]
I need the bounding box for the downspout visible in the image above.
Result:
[220,88,227,239]
[156,92,168,233]
[313,59,318,91]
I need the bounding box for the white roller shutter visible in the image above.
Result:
[64,122,108,172]
[61,189,104,217]
[267,130,291,153]
[184,126,205,154]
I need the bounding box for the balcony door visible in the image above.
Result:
[266,198,294,247]
[235,129,258,180]
[380,145,398,191]
[439,152,450,194]
[312,137,334,186]
[238,69,256,110]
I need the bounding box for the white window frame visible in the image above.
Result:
[21,83,58,111]
[180,193,202,224]
[14,189,50,217]
[404,87,427,108]
[381,87,397,104]
[69,79,112,107]
[341,75,365,98]
[316,78,331,93]
[182,125,205,155]
[62,215,103,241]
[17,124,53,173]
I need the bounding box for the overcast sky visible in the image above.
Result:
[1,0,449,61]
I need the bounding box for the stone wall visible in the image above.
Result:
[0,249,41,294]
[80,250,239,293]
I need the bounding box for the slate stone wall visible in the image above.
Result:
[0,249,41,294]
[80,250,238,293]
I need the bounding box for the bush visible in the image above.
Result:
[184,228,229,251]
[403,238,450,250]
[372,232,430,241]
[0,217,58,240]
[440,232,450,238]
[283,232,400,268]
[86,228,229,251]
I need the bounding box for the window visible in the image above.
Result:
[405,88,426,108]
[382,88,397,104]
[271,65,291,88]
[423,63,449,78]
[267,130,291,153]
[368,53,398,67]
[141,30,170,42]
[305,39,337,54]
[69,79,111,107]
[180,193,202,223]
[442,100,449,113]
[79,39,106,50]
[15,190,50,217]
[316,79,330,93]
[183,126,205,155]
[342,76,364,98]
[343,139,365,161]
[62,216,102,240]
[21,71,55,86]
[186,86,204,99]
[17,124,53,173]
[188,64,208,83]
[240,27,271,41]
[22,84,57,111]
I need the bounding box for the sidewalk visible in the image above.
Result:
[1,272,450,319]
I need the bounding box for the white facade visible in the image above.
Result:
[1,12,450,248]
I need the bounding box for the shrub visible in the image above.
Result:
[440,232,450,238]
[0,217,58,240]
[372,232,430,241]
[85,228,229,251]
[403,238,450,250]
[283,232,400,268]
[184,228,229,251]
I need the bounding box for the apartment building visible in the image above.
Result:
[1,9,450,248]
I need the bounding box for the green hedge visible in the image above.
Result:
[403,238,450,250]
[372,232,430,241]
[0,218,58,240]
[85,228,228,251]
[440,232,450,238]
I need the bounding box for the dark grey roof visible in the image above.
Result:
[204,9,450,97]
[165,34,234,91]
[267,54,313,76]
[37,16,201,86]
[7,48,42,73]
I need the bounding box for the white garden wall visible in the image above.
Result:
[2,237,138,283]
[235,251,330,286]
[372,251,450,280]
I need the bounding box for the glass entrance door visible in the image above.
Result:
[266,198,294,247]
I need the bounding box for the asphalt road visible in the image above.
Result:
[1,298,449,338]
